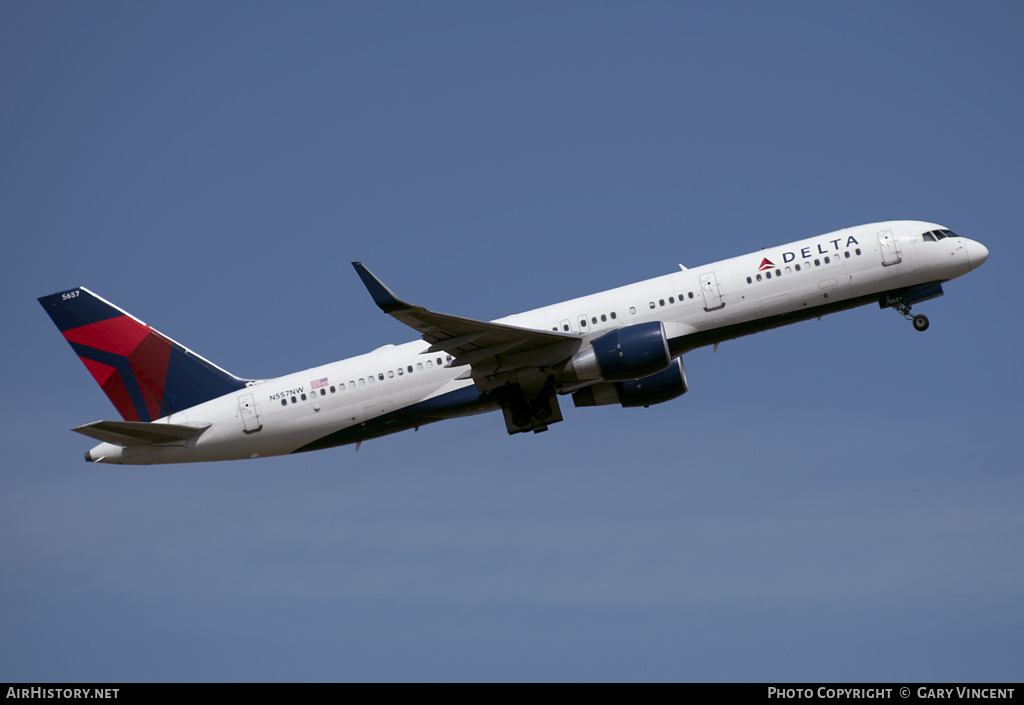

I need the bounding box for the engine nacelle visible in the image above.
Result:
[572,358,688,408]
[567,321,671,382]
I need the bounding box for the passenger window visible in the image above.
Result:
[688,292,694,299]
[756,274,762,281]
[824,256,830,264]
[649,302,655,309]
[669,297,675,304]
[330,386,336,393]
[407,365,413,373]
[349,381,356,388]
[379,373,385,381]
[765,271,771,279]
[629,307,636,314]
[417,363,423,371]
[610,312,617,319]
[320,388,326,396]
[359,378,365,386]
[795,264,801,271]
[856,248,862,255]
[281,399,287,407]
[291,396,297,404]
[814,259,820,266]
[601,314,607,322]
[398,368,404,375]
[388,371,394,378]
[301,394,307,401]
[776,269,781,276]
[426,360,432,368]
[580,319,587,327]
[747,277,752,284]
[368,376,375,384]
[659,299,665,307]
[562,324,569,331]
[844,251,850,258]
[785,267,792,274]
[591,316,597,325]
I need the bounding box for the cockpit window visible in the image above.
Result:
[924,228,961,240]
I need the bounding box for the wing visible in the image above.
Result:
[352,263,581,377]
[73,420,211,446]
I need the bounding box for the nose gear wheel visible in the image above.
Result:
[891,302,930,332]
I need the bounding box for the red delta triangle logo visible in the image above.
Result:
[758,257,775,272]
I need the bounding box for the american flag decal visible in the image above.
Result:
[311,377,328,389]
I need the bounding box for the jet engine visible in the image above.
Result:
[572,358,688,408]
[565,321,671,382]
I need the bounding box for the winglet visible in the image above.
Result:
[352,262,414,313]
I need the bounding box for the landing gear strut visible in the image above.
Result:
[496,381,563,435]
[892,301,929,332]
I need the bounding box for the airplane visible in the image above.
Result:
[39,220,988,465]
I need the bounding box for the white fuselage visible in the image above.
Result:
[86,220,987,464]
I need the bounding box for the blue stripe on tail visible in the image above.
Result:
[39,287,251,421]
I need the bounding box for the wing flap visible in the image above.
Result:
[73,420,211,446]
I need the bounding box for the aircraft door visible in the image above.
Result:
[878,230,901,266]
[700,272,724,311]
[238,394,262,433]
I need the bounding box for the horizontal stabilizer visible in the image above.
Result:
[72,420,211,446]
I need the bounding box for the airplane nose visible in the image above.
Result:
[968,240,989,269]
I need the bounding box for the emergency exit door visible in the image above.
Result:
[700,272,724,310]
[238,394,262,433]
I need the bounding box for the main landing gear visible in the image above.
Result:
[892,301,929,332]
[496,379,564,435]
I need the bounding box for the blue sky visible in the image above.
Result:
[2,1,1022,682]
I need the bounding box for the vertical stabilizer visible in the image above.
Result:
[38,287,249,421]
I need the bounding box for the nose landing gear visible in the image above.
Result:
[880,283,944,333]
[892,301,929,332]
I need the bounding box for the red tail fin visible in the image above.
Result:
[39,287,249,421]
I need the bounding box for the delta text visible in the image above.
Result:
[780,236,860,264]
